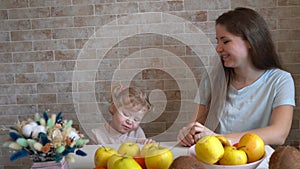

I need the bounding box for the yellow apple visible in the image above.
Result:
[219,146,247,165]
[144,145,173,169]
[118,142,140,157]
[94,146,117,168]
[195,135,224,164]
[216,135,231,147]
[238,133,265,163]
[107,154,122,169]
[113,156,142,169]
[140,143,158,157]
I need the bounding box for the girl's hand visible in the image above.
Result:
[139,138,155,144]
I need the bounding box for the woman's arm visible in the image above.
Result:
[184,105,293,146]
[223,105,293,145]
[194,104,208,124]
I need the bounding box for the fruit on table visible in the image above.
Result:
[94,167,106,169]
[118,142,140,157]
[113,156,142,169]
[237,133,265,163]
[94,146,118,168]
[140,143,158,157]
[269,145,300,169]
[216,135,231,147]
[107,154,122,169]
[133,156,146,169]
[144,145,173,169]
[169,155,205,169]
[195,135,224,164]
[219,146,247,165]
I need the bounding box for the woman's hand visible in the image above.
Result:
[177,122,216,147]
[177,122,197,147]
[190,122,216,142]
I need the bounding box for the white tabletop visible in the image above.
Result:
[70,142,274,169]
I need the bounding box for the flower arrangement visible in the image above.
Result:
[2,111,89,163]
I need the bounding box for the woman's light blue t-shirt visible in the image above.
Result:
[194,69,295,134]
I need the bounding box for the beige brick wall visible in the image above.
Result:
[0,0,299,168]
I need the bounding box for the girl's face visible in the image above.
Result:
[110,107,145,134]
[215,24,251,68]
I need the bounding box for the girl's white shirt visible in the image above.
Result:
[91,122,146,144]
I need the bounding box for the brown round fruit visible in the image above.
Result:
[269,145,300,169]
[169,156,204,169]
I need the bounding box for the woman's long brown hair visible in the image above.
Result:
[216,7,282,85]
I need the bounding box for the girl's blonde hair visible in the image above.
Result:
[111,85,152,114]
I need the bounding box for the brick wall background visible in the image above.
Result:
[0,0,299,168]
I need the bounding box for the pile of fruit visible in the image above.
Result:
[195,133,265,165]
[93,142,173,169]
[93,133,266,169]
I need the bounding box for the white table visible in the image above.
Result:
[70,142,274,169]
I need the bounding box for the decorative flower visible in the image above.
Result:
[2,111,89,163]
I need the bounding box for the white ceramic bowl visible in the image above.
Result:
[188,145,266,169]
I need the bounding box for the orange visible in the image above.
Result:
[237,133,265,163]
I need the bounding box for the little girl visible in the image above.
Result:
[91,85,154,144]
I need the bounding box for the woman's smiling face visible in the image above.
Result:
[215,24,251,68]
